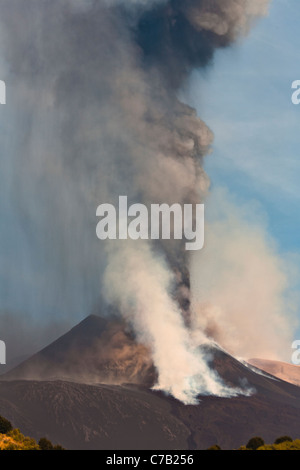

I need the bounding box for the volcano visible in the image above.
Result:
[2,315,156,386]
[1,315,300,449]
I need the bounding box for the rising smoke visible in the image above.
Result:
[0,0,275,402]
[190,188,299,362]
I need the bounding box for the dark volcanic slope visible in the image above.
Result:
[0,381,189,450]
[2,315,300,449]
[1,365,300,450]
[2,315,156,386]
[176,348,300,449]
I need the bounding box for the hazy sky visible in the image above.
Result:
[186,0,300,342]
[1,0,299,365]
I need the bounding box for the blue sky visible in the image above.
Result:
[185,0,300,340]
[188,0,300,250]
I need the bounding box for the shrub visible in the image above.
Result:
[207,445,221,450]
[38,437,54,450]
[288,439,300,450]
[274,436,293,445]
[38,437,65,450]
[4,443,19,451]
[0,415,13,434]
[246,437,265,450]
[7,429,39,450]
[273,440,300,451]
[8,428,24,442]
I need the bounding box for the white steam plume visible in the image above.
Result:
[103,240,250,403]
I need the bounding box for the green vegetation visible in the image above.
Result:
[1,429,40,450]
[38,437,65,450]
[274,435,293,445]
[257,439,300,451]
[208,435,300,450]
[0,415,13,435]
[246,437,265,450]
[0,414,65,450]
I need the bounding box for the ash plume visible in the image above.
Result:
[0,0,271,403]
[190,189,299,362]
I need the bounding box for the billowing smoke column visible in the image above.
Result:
[0,0,270,402]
